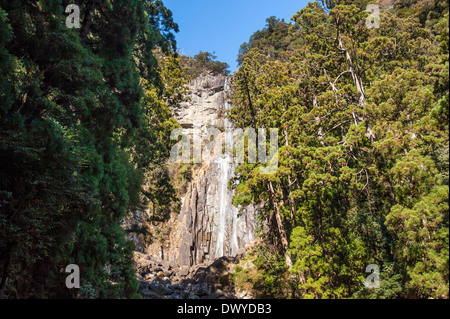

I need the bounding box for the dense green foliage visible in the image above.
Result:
[238,16,298,64]
[0,0,447,300]
[181,51,230,77]
[229,0,449,299]
[0,0,180,299]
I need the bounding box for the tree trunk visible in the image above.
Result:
[268,181,289,254]
[0,243,14,299]
[338,35,375,141]
[283,130,296,220]
[241,69,258,131]
[338,36,365,107]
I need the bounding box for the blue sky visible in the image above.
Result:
[162,0,310,73]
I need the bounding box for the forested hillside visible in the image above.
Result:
[229,0,449,299]
[0,0,448,300]
[0,0,185,299]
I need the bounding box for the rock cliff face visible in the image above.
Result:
[144,72,259,266]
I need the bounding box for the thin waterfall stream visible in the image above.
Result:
[214,78,239,258]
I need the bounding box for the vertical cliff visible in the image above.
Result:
[143,72,259,266]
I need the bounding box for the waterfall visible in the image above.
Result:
[146,72,258,266]
[214,153,229,257]
[214,79,239,258]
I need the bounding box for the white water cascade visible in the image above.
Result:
[142,73,258,266]
[214,79,240,258]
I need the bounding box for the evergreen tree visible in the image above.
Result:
[229,0,449,298]
[0,0,179,299]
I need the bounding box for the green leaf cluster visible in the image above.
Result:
[229,0,449,299]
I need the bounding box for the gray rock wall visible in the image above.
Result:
[141,72,259,266]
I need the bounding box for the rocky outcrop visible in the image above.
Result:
[135,252,245,299]
[175,164,258,266]
[130,71,260,299]
[173,73,228,130]
[143,72,259,267]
